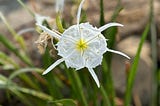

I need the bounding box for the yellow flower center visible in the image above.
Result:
[76,38,88,51]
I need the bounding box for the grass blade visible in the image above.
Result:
[0,34,32,66]
[8,68,43,82]
[124,23,150,106]
[47,99,77,106]
[14,86,53,101]
[0,74,33,106]
[0,51,19,69]
[0,12,26,50]
[17,0,35,17]
[66,69,88,106]
[100,86,111,106]
[149,0,159,105]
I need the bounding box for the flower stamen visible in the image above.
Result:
[76,38,88,51]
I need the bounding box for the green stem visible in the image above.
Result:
[100,0,105,26]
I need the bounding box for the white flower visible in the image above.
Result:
[55,0,64,13]
[36,0,130,88]
[35,14,51,25]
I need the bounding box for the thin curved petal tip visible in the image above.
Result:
[36,24,61,39]
[88,68,100,88]
[77,0,85,25]
[98,23,124,32]
[42,58,65,75]
[107,49,130,59]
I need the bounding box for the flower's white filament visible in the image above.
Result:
[36,24,61,39]
[88,68,100,87]
[98,23,123,32]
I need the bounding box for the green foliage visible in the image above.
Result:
[124,23,150,106]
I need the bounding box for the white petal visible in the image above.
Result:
[36,24,61,39]
[107,49,130,59]
[55,0,64,12]
[35,14,50,25]
[77,0,85,25]
[98,23,123,32]
[42,58,65,75]
[88,68,100,88]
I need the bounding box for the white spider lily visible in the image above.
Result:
[37,0,130,88]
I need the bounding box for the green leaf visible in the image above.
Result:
[66,69,87,106]
[56,12,65,33]
[0,75,33,106]
[17,0,34,17]
[0,12,27,50]
[0,34,32,66]
[8,68,43,82]
[0,51,19,69]
[13,86,53,101]
[110,0,123,21]
[7,68,43,90]
[48,99,77,106]
[100,86,111,106]
[124,23,150,106]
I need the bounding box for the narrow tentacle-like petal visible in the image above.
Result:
[35,14,50,25]
[42,58,65,75]
[77,0,85,25]
[36,24,61,39]
[107,49,130,59]
[98,23,123,32]
[88,68,100,88]
[55,0,64,13]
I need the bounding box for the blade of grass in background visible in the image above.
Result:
[47,99,77,106]
[17,0,35,17]
[7,68,43,83]
[149,0,159,105]
[1,70,53,101]
[66,68,88,106]
[0,74,32,106]
[0,12,27,50]
[100,86,111,106]
[100,0,123,106]
[0,51,19,69]
[110,0,123,22]
[124,23,150,106]
[0,34,32,66]
[0,34,42,90]
[42,48,63,99]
